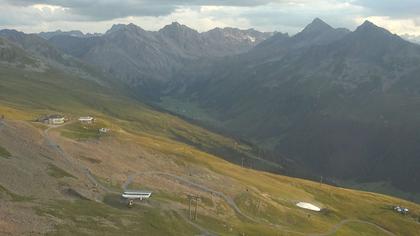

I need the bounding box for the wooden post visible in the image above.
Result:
[257,200,261,215]
[195,197,199,220]
[187,194,200,221]
[188,196,192,220]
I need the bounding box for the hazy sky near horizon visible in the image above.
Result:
[1,0,420,36]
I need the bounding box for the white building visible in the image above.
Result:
[78,116,94,124]
[122,191,152,200]
[42,115,65,125]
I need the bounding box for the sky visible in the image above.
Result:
[1,0,420,36]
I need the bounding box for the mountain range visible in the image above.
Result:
[1,18,420,235]
[43,22,272,97]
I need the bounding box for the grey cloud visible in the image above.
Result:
[239,2,364,33]
[4,0,281,20]
[2,0,420,35]
[5,1,177,20]
[413,18,420,27]
[345,0,420,18]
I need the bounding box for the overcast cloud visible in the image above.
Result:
[1,0,420,36]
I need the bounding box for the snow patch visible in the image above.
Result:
[296,202,321,211]
[247,36,256,42]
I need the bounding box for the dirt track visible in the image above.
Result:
[308,219,396,236]
[44,123,119,196]
[123,171,397,236]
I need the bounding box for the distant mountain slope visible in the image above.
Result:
[0,29,108,85]
[46,22,272,95]
[165,19,420,197]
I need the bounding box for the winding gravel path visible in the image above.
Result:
[123,171,313,235]
[123,171,256,222]
[124,171,398,236]
[44,123,118,195]
[308,219,396,236]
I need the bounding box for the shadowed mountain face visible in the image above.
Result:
[44,22,272,97]
[166,19,420,195]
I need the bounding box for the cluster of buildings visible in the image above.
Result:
[39,114,111,133]
[39,115,95,125]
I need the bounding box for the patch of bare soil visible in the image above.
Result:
[0,120,103,234]
[0,200,53,235]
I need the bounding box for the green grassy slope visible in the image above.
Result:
[0,62,258,168]
[0,41,283,174]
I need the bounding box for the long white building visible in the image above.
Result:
[122,191,152,200]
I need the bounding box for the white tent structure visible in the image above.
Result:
[122,191,152,207]
[296,202,321,211]
[78,116,94,124]
[122,191,152,200]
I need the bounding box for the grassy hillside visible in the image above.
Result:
[0,36,420,235]
[0,61,263,167]
[2,116,420,235]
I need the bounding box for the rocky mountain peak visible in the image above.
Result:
[354,20,391,35]
[357,20,377,29]
[160,22,198,35]
[350,20,403,45]
[106,23,145,35]
[300,18,334,35]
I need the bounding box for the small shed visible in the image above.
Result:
[99,128,110,133]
